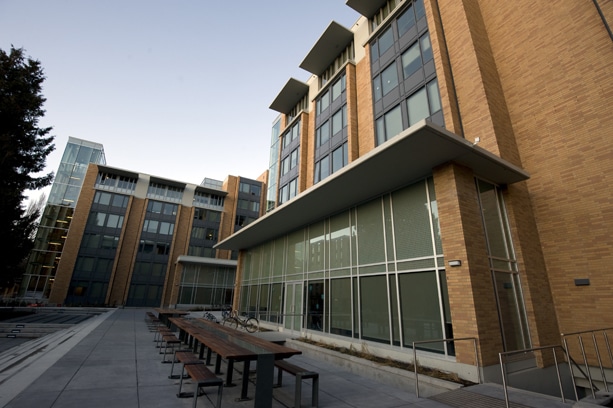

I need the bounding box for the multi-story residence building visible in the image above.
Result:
[45,161,265,308]
[216,0,613,393]
[21,137,106,301]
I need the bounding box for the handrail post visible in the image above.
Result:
[499,353,510,408]
[604,330,613,389]
[579,335,596,399]
[552,347,565,402]
[563,337,580,402]
[474,338,481,385]
[413,344,419,398]
[592,332,609,392]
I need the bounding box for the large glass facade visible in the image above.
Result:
[22,137,106,301]
[177,263,235,307]
[239,177,451,354]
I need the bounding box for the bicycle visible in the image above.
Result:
[222,309,259,333]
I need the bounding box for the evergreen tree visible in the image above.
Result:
[0,46,55,288]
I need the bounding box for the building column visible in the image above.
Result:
[433,162,503,367]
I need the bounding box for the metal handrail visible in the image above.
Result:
[561,327,613,398]
[412,337,480,398]
[499,345,567,408]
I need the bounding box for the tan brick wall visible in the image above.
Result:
[355,45,375,156]
[476,0,613,335]
[163,204,192,306]
[345,63,361,163]
[424,0,463,137]
[300,111,313,191]
[107,196,146,306]
[49,164,100,305]
[433,163,503,366]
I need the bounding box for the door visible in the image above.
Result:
[284,282,303,333]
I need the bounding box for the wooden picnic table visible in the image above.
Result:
[169,317,301,408]
[154,308,189,326]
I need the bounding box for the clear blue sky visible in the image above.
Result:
[0,1,359,202]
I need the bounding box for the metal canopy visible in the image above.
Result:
[269,78,310,114]
[215,120,529,251]
[299,21,354,76]
[346,0,388,18]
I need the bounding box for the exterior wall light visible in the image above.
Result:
[448,260,462,267]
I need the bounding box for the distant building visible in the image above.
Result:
[39,158,264,307]
[216,0,613,392]
[21,137,106,301]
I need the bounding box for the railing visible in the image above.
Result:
[499,345,568,408]
[412,337,480,398]
[561,327,613,399]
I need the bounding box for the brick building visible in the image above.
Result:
[216,0,613,390]
[47,163,265,308]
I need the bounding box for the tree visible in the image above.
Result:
[0,46,55,289]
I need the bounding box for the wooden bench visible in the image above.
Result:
[160,334,181,363]
[178,363,223,408]
[169,349,203,379]
[274,360,319,408]
[154,326,173,346]
[145,312,162,331]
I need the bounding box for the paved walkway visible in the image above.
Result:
[0,308,575,408]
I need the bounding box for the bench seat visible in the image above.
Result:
[178,363,223,408]
[169,349,203,379]
[275,360,319,408]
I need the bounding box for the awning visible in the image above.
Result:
[215,120,529,251]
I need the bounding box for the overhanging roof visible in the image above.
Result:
[176,255,237,267]
[299,21,354,76]
[215,121,529,251]
[269,78,309,114]
[346,0,388,18]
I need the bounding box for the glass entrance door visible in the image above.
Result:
[284,282,303,333]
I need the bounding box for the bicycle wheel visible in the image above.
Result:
[222,317,238,330]
[245,317,259,333]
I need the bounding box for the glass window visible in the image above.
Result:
[360,275,390,344]
[427,79,442,114]
[392,182,434,259]
[144,219,158,233]
[315,156,330,183]
[95,191,111,206]
[331,143,348,174]
[401,42,421,78]
[420,33,433,63]
[290,148,298,169]
[288,178,297,200]
[407,87,429,126]
[375,105,403,145]
[415,0,426,20]
[378,27,394,56]
[318,90,330,114]
[331,75,345,101]
[112,194,128,208]
[398,271,444,350]
[159,222,174,235]
[332,108,344,136]
[316,121,330,146]
[381,63,399,96]
[397,4,415,37]
[373,75,383,101]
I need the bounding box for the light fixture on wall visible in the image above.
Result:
[448,260,462,267]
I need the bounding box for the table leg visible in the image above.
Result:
[254,354,274,408]
[239,360,250,401]
[226,359,235,387]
